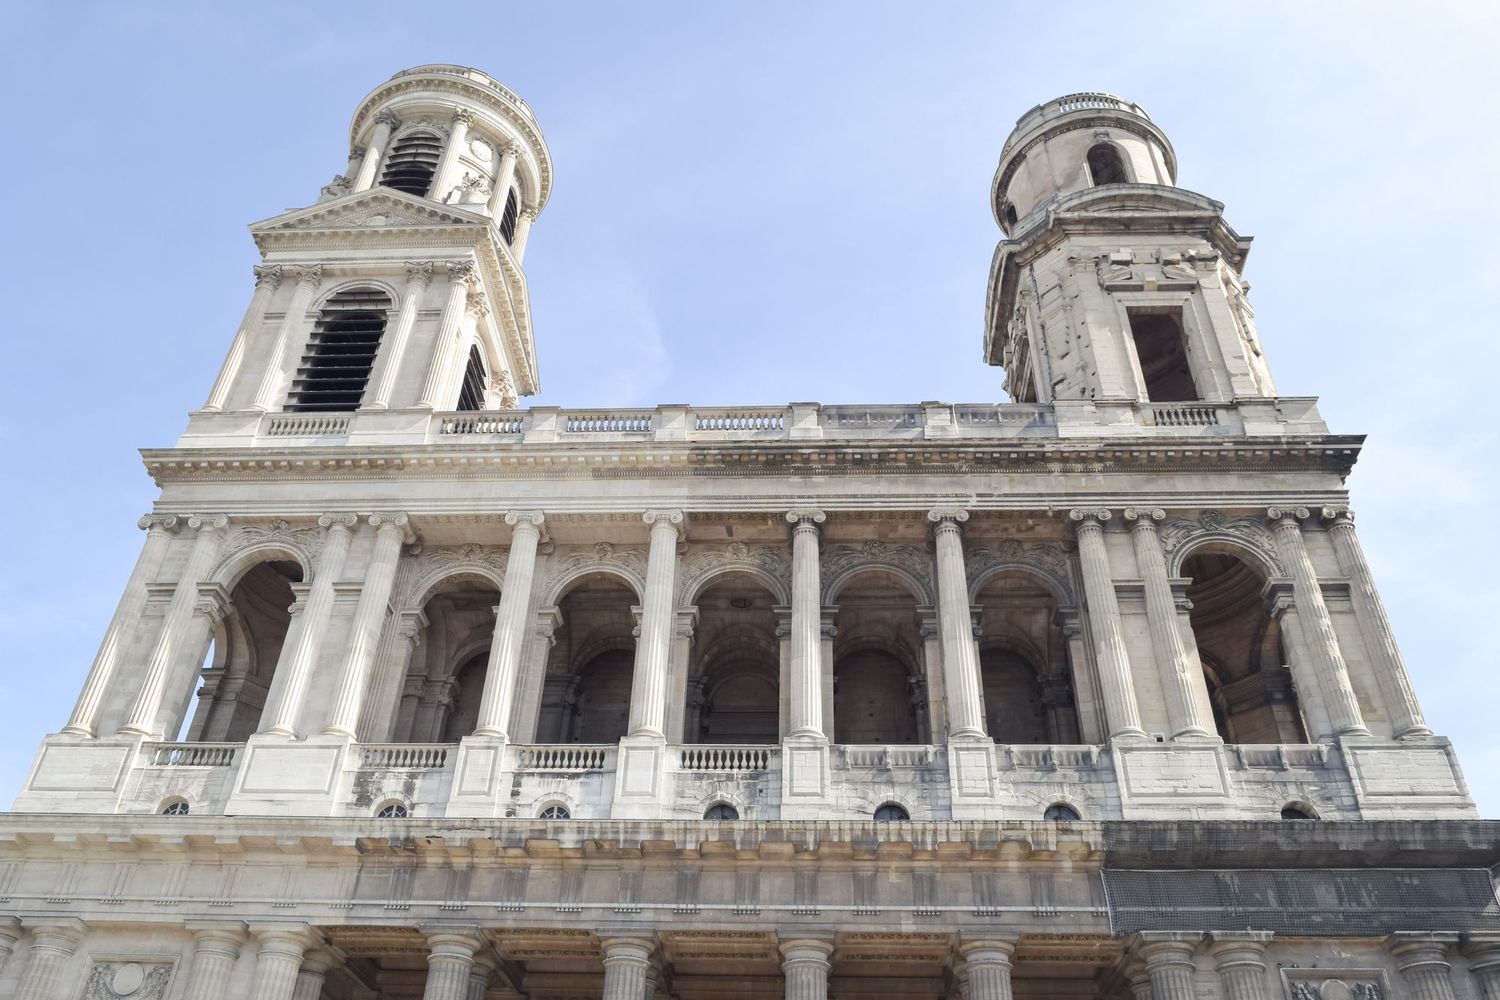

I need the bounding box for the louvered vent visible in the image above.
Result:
[286,288,392,412]
[457,345,487,411]
[499,188,519,245]
[380,130,443,196]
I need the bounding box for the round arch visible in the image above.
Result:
[1168,535,1281,580]
[404,563,507,614]
[680,563,790,607]
[823,563,933,606]
[309,278,402,314]
[210,543,312,591]
[541,564,645,608]
[968,562,1072,605]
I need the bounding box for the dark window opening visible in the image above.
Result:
[161,800,189,816]
[457,345,487,411]
[1128,310,1199,402]
[704,803,739,821]
[874,803,909,822]
[1002,202,1018,229]
[380,130,443,196]
[1281,804,1316,820]
[376,802,409,818]
[286,288,391,412]
[499,188,519,245]
[1044,803,1081,821]
[539,804,570,820]
[1087,143,1129,185]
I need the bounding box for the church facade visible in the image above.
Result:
[2,64,1497,1000]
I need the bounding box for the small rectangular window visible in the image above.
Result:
[1127,308,1199,402]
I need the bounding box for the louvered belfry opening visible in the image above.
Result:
[380,130,443,196]
[457,345,487,411]
[286,288,392,412]
[499,188,519,245]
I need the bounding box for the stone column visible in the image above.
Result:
[121,514,229,737]
[353,108,400,192]
[602,937,654,1000]
[487,145,520,216]
[292,947,338,1000]
[780,939,834,1000]
[249,926,312,1000]
[1267,507,1369,737]
[1391,935,1459,1000]
[465,952,497,1000]
[252,264,323,412]
[628,510,682,738]
[0,917,20,976]
[205,265,282,410]
[1125,960,1153,1000]
[417,261,478,409]
[960,938,1018,1000]
[366,261,434,409]
[324,513,413,738]
[472,511,546,738]
[422,931,480,1000]
[1322,506,1431,738]
[432,109,475,201]
[1208,931,1272,1000]
[1137,933,1199,1000]
[14,919,87,1000]
[1125,508,1215,739]
[1461,934,1500,1000]
[182,923,248,998]
[1265,586,1333,741]
[1069,509,1147,740]
[929,507,987,740]
[63,514,179,736]
[260,514,357,737]
[512,209,536,260]
[786,509,828,740]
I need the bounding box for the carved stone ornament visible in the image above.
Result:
[293,263,324,287]
[491,368,517,409]
[448,259,479,284]
[821,540,935,605]
[1158,510,1285,576]
[404,260,435,286]
[927,506,970,525]
[84,961,174,1000]
[251,263,283,289]
[786,507,826,528]
[451,107,478,127]
[965,539,1076,602]
[373,108,402,130]
[210,518,322,581]
[644,508,685,528]
[676,543,793,606]
[1284,972,1385,1000]
[401,543,510,608]
[1068,508,1112,526]
[137,514,180,534]
[318,512,360,531]
[318,174,352,201]
[541,541,650,603]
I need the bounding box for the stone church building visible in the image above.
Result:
[2,64,1497,1000]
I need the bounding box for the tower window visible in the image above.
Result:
[380,130,443,196]
[160,798,190,816]
[539,804,571,820]
[499,188,519,245]
[1280,804,1317,820]
[1002,202,1019,229]
[1043,803,1081,822]
[873,803,910,822]
[375,801,409,819]
[1087,143,1129,186]
[286,288,391,412]
[1127,308,1199,402]
[704,803,739,821]
[457,345,487,411]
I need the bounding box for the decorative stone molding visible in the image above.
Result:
[1159,509,1284,577]
[292,263,324,287]
[403,260,435,286]
[450,108,477,127]
[209,519,320,583]
[317,512,359,531]
[251,264,283,289]
[447,259,478,285]
[83,961,174,1000]
[399,543,508,610]
[676,542,792,605]
[821,539,935,605]
[373,108,402,130]
[965,538,1075,602]
[541,542,650,605]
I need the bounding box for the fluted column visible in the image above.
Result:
[780,939,833,1000]
[511,209,536,261]
[1069,509,1146,740]
[1267,507,1369,737]
[487,144,520,216]
[63,514,179,736]
[628,510,682,738]
[252,264,323,412]
[432,109,475,201]
[324,513,413,738]
[0,917,20,976]
[353,108,400,191]
[182,923,248,999]
[1462,935,1500,1000]
[1391,935,1458,1000]
[249,927,312,1000]
[122,514,229,737]
[1125,508,1215,739]
[473,511,546,738]
[465,952,497,1000]
[260,514,357,737]
[1208,932,1272,1000]
[367,262,434,409]
[960,938,1018,1000]
[422,932,480,1000]
[1322,506,1431,738]
[1125,959,1153,1000]
[1264,586,1333,741]
[292,947,337,1000]
[417,261,478,409]
[602,937,654,1000]
[14,919,87,1000]
[1137,933,1199,1000]
[929,507,987,739]
[786,508,828,740]
[205,265,281,410]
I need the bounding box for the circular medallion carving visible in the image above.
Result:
[111,963,146,996]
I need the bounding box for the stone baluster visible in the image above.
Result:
[182,923,248,998]
[249,926,313,1000]
[63,514,179,736]
[260,514,357,737]
[929,507,987,739]
[0,917,20,976]
[960,938,1019,1000]
[324,513,414,738]
[252,264,324,412]
[1125,508,1215,739]
[628,510,682,738]
[602,937,654,1000]
[292,947,338,1000]
[422,931,480,1000]
[511,209,537,261]
[1462,934,1500,1000]
[1208,932,1272,1000]
[1322,506,1432,738]
[779,939,834,1000]
[1267,507,1369,737]
[417,261,478,409]
[366,262,434,409]
[1069,509,1147,740]
[1391,935,1459,1000]
[786,508,828,740]
[121,514,229,737]
[205,265,282,411]
[473,511,546,738]
[1137,933,1199,1000]
[353,108,401,192]
[14,919,88,1000]
[432,108,476,201]
[487,144,521,216]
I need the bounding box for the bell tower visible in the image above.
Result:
[984,93,1277,410]
[193,64,551,435]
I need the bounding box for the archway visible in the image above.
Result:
[831,568,927,744]
[391,574,500,743]
[974,569,1080,744]
[687,572,780,744]
[536,572,639,744]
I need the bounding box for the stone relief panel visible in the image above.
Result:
[541,542,649,603]
[1159,510,1284,577]
[1283,972,1385,1000]
[821,540,935,605]
[210,519,322,581]
[676,541,791,605]
[397,542,509,610]
[83,961,175,1000]
[964,538,1077,602]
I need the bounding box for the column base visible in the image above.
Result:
[444,735,509,818]
[611,734,668,819]
[948,737,999,819]
[223,733,352,816]
[12,732,145,813]
[779,737,831,819]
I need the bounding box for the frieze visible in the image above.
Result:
[965,539,1076,601]
[676,541,792,605]
[821,540,935,605]
[1159,510,1284,576]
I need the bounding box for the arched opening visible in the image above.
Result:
[286,287,392,412]
[1086,143,1129,185]
[1280,802,1318,820]
[704,803,739,821]
[499,187,520,245]
[974,569,1080,744]
[539,803,571,820]
[380,130,443,196]
[457,344,487,411]
[536,573,640,744]
[1044,802,1081,821]
[687,572,780,745]
[1182,547,1307,744]
[375,801,409,818]
[1002,202,1019,229]
[160,798,190,816]
[832,569,927,744]
[440,652,488,743]
[873,802,909,822]
[391,574,500,743]
[186,559,302,741]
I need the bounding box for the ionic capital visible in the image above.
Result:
[292,263,324,287]
[138,513,180,534]
[1123,506,1166,529]
[188,513,230,533]
[318,512,359,531]
[252,263,283,289]
[450,108,478,128]
[448,259,479,285]
[403,260,435,287]
[1321,505,1356,530]
[1069,508,1112,530]
[927,505,970,527]
[643,508,684,533]
[1266,505,1311,530]
[373,108,402,130]
[786,507,827,530]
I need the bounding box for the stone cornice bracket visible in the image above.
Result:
[1068,508,1112,530]
[369,511,417,545]
[292,263,324,287]
[138,513,180,534]
[505,509,548,544]
[373,108,402,130]
[1122,506,1166,526]
[448,259,479,285]
[318,512,360,530]
[451,108,478,127]
[188,513,230,532]
[403,260,435,286]
[252,263,283,289]
[1321,505,1355,528]
[1266,505,1311,526]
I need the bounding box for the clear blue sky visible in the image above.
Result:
[2,2,1498,812]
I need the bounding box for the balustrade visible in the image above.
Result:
[357,744,452,770]
[679,745,773,771]
[148,742,238,767]
[439,413,523,435]
[1145,403,1224,427]
[263,413,351,437]
[517,745,610,771]
[692,408,785,432]
[565,412,653,433]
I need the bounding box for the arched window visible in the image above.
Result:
[376,801,409,819]
[539,804,571,820]
[457,345,487,411]
[1043,802,1081,822]
[286,288,392,412]
[1280,803,1317,820]
[499,188,520,245]
[873,803,909,822]
[160,798,190,816]
[1086,143,1129,186]
[1002,203,1019,229]
[704,803,739,821]
[381,130,443,196]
